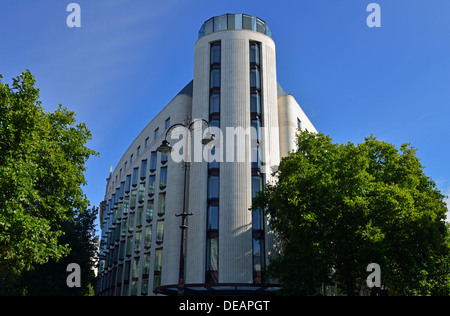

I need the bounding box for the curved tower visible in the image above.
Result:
[187,14,279,289]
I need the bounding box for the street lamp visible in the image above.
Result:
[156,117,213,296]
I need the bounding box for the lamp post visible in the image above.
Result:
[156,117,214,296]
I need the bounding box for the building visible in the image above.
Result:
[97,13,317,296]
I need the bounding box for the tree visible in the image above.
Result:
[17,207,99,296]
[254,131,450,295]
[0,70,98,276]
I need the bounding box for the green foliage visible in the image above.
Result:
[0,70,98,275]
[254,131,450,295]
[0,207,99,296]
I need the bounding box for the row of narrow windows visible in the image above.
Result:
[98,150,169,295]
[205,41,266,285]
[250,41,265,284]
[206,41,221,284]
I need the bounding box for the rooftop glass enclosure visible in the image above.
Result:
[198,14,272,39]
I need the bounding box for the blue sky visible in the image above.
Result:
[1,0,450,226]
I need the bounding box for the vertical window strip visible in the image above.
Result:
[250,41,265,284]
[206,41,221,284]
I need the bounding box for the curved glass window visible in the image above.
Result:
[211,44,221,64]
[250,68,260,89]
[243,14,253,30]
[199,14,272,39]
[207,205,219,230]
[210,68,221,89]
[251,93,261,115]
[214,15,227,32]
[250,42,260,65]
[208,175,219,199]
[210,93,220,114]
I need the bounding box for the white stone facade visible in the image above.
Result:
[97,14,317,296]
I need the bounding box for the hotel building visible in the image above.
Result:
[97,13,317,296]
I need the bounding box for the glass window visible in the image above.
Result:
[153,274,161,291]
[227,14,235,30]
[211,42,221,64]
[146,200,154,222]
[119,181,125,199]
[134,231,142,252]
[125,175,131,193]
[198,24,205,38]
[141,277,149,295]
[115,189,120,204]
[154,249,163,272]
[123,197,129,215]
[144,226,152,248]
[143,253,151,275]
[128,212,135,232]
[124,260,131,282]
[206,238,218,272]
[118,202,124,220]
[235,13,243,29]
[138,182,147,201]
[132,167,139,186]
[253,238,262,271]
[156,220,164,243]
[126,236,133,257]
[210,93,220,114]
[251,119,260,142]
[159,167,167,189]
[210,118,220,129]
[132,256,140,279]
[137,206,144,227]
[145,137,149,148]
[210,68,220,89]
[207,205,219,230]
[130,154,134,164]
[250,68,260,89]
[130,190,137,209]
[208,145,219,170]
[137,146,141,156]
[204,18,213,35]
[256,18,265,33]
[148,175,156,196]
[252,208,263,231]
[243,14,252,30]
[131,280,138,296]
[121,216,128,236]
[158,193,166,216]
[297,118,302,129]
[251,145,261,170]
[119,241,125,260]
[150,151,157,172]
[250,42,260,65]
[265,24,272,37]
[251,93,261,115]
[252,176,262,199]
[208,175,219,199]
[154,128,159,140]
[140,160,147,179]
[165,117,170,130]
[124,161,127,171]
[161,152,168,164]
[214,15,227,31]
